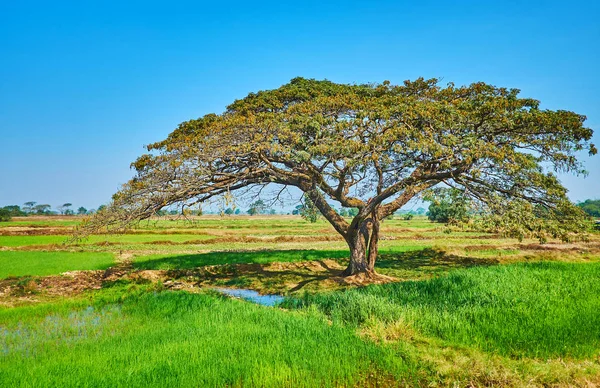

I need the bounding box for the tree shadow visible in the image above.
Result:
[376,248,499,274]
[132,247,499,292]
[133,249,349,270]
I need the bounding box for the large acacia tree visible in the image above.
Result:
[79,78,595,278]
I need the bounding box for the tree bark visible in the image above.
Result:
[342,214,379,277]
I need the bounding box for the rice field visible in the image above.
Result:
[1,215,599,387]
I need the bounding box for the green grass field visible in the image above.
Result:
[0,285,417,387]
[285,261,600,359]
[0,215,599,386]
[0,251,115,278]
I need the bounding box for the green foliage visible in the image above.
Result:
[299,197,320,223]
[224,207,234,215]
[2,205,26,217]
[286,262,600,359]
[477,198,589,242]
[0,208,11,222]
[425,188,470,224]
[578,199,600,217]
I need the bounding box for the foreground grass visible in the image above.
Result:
[286,261,600,359]
[0,285,417,387]
[1,216,600,386]
[0,251,115,279]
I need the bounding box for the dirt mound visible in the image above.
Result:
[39,271,105,295]
[464,244,501,251]
[336,272,397,286]
[266,259,343,273]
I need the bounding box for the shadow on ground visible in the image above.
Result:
[133,249,350,270]
[129,248,499,293]
[377,248,499,278]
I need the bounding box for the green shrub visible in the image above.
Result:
[0,208,11,222]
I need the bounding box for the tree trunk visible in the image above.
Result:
[342,215,380,277]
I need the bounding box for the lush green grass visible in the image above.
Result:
[285,262,600,359]
[0,286,417,387]
[0,234,215,247]
[0,251,115,279]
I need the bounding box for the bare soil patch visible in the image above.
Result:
[0,226,73,236]
[0,259,352,305]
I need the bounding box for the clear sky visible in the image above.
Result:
[1,0,599,211]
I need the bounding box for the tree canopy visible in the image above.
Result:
[77,77,595,277]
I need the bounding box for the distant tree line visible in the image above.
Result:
[0,202,102,222]
[577,199,600,218]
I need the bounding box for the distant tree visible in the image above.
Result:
[339,208,349,217]
[224,207,234,215]
[23,201,36,214]
[2,206,26,217]
[77,207,88,215]
[425,188,470,224]
[269,208,276,215]
[577,199,600,218]
[416,207,426,215]
[34,204,51,215]
[347,208,359,217]
[247,200,266,216]
[234,208,241,215]
[0,208,11,222]
[291,204,302,215]
[57,203,73,215]
[299,197,320,223]
[97,205,107,212]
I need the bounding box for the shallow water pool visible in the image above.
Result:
[214,287,285,307]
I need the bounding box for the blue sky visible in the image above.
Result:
[1,0,599,211]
